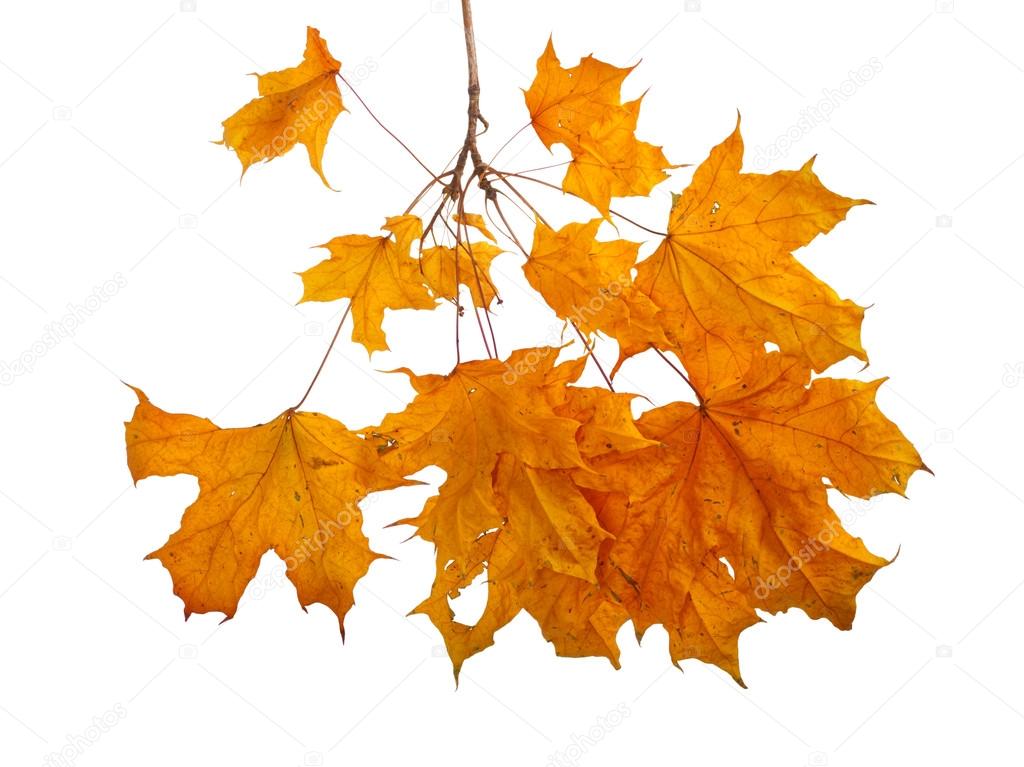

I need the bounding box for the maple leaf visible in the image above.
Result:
[220,26,343,186]
[523,219,637,334]
[523,218,669,368]
[299,215,436,354]
[414,528,629,679]
[397,357,648,677]
[124,387,412,632]
[420,240,503,309]
[577,348,928,681]
[635,118,869,389]
[453,212,497,243]
[368,349,598,574]
[524,39,672,214]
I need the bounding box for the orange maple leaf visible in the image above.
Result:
[524,39,673,214]
[406,359,648,677]
[635,118,869,389]
[368,349,598,576]
[576,348,927,681]
[523,218,668,368]
[220,26,343,186]
[299,215,435,354]
[124,387,412,633]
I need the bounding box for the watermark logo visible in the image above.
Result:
[42,703,127,767]
[545,703,631,767]
[751,57,883,169]
[753,518,841,599]
[1,273,127,386]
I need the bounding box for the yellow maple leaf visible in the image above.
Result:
[220,26,343,186]
[402,359,646,678]
[452,212,497,242]
[420,240,503,309]
[299,215,435,354]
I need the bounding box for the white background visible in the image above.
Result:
[1,1,1021,765]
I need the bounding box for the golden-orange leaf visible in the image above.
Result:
[299,215,435,354]
[220,27,343,186]
[635,118,869,389]
[578,348,927,681]
[523,218,669,368]
[524,39,672,214]
[124,387,412,633]
[420,240,503,309]
[368,349,592,569]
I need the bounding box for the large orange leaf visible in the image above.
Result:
[124,388,412,633]
[579,349,927,680]
[299,215,435,354]
[220,27,343,186]
[524,39,672,214]
[635,119,869,390]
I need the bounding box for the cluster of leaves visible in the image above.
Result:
[126,24,926,685]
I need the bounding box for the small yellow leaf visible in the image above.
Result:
[220,27,343,186]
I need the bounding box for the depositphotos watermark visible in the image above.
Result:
[41,703,127,767]
[2,273,127,386]
[753,518,842,599]
[545,703,631,767]
[750,57,883,169]
[501,273,629,385]
[242,501,361,603]
[248,87,342,164]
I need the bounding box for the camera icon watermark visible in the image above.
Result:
[178,213,199,229]
[807,752,829,767]
[178,644,199,660]
[935,214,953,228]
[52,105,73,122]
[685,0,701,11]
[936,644,953,658]
[431,644,447,658]
[430,0,449,12]
[52,535,73,551]
[304,321,323,337]
[304,752,324,766]
[933,427,955,444]
[180,0,197,11]
[935,0,954,13]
